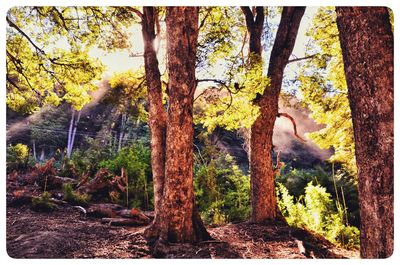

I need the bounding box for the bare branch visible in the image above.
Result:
[52,7,69,31]
[277,112,306,143]
[287,54,316,64]
[196,78,234,110]
[198,7,212,30]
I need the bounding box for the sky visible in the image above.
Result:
[88,7,319,80]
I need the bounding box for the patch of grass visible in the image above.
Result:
[62,183,91,206]
[32,192,56,212]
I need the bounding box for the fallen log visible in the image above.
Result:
[116,208,151,223]
[86,203,123,218]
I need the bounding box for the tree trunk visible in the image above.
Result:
[68,110,81,158]
[336,7,393,258]
[249,7,305,222]
[32,140,37,161]
[141,7,167,238]
[155,6,209,243]
[117,113,127,152]
[66,109,75,159]
[241,6,264,60]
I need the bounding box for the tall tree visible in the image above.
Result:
[157,7,209,243]
[140,7,168,238]
[248,7,305,222]
[336,7,393,258]
[140,7,210,243]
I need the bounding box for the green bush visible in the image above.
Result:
[194,145,250,225]
[7,143,30,172]
[276,165,359,227]
[63,183,91,206]
[32,192,56,212]
[99,143,153,210]
[276,181,359,249]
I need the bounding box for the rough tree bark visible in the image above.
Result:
[141,7,167,238]
[336,7,393,258]
[155,6,209,243]
[248,7,305,223]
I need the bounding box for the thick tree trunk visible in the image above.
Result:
[141,7,168,238]
[249,7,305,223]
[336,7,393,258]
[155,7,209,243]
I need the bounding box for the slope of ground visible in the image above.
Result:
[6,204,359,259]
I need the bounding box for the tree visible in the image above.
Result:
[140,6,168,237]
[335,7,393,258]
[248,7,305,222]
[153,7,210,243]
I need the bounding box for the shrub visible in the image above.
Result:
[63,183,91,206]
[276,165,359,227]
[32,192,56,212]
[276,181,360,249]
[7,143,30,172]
[99,143,152,210]
[194,146,251,225]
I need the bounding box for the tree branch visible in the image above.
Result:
[125,7,143,20]
[241,6,254,27]
[6,16,46,55]
[277,112,306,143]
[198,7,212,30]
[287,54,316,64]
[196,78,234,110]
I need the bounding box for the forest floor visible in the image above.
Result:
[6,204,359,259]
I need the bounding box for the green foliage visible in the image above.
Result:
[276,181,359,249]
[30,105,70,150]
[32,191,56,212]
[7,143,30,172]
[6,7,138,114]
[299,7,356,175]
[195,7,271,134]
[197,7,245,69]
[62,135,117,177]
[276,165,359,226]
[194,143,250,224]
[99,144,153,210]
[62,183,91,206]
[106,70,148,122]
[195,61,270,133]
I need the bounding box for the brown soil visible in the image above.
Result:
[6,204,359,259]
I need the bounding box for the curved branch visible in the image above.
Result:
[277,112,306,143]
[125,6,143,20]
[196,78,234,110]
[6,16,46,55]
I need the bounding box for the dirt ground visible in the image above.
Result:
[6,204,359,259]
